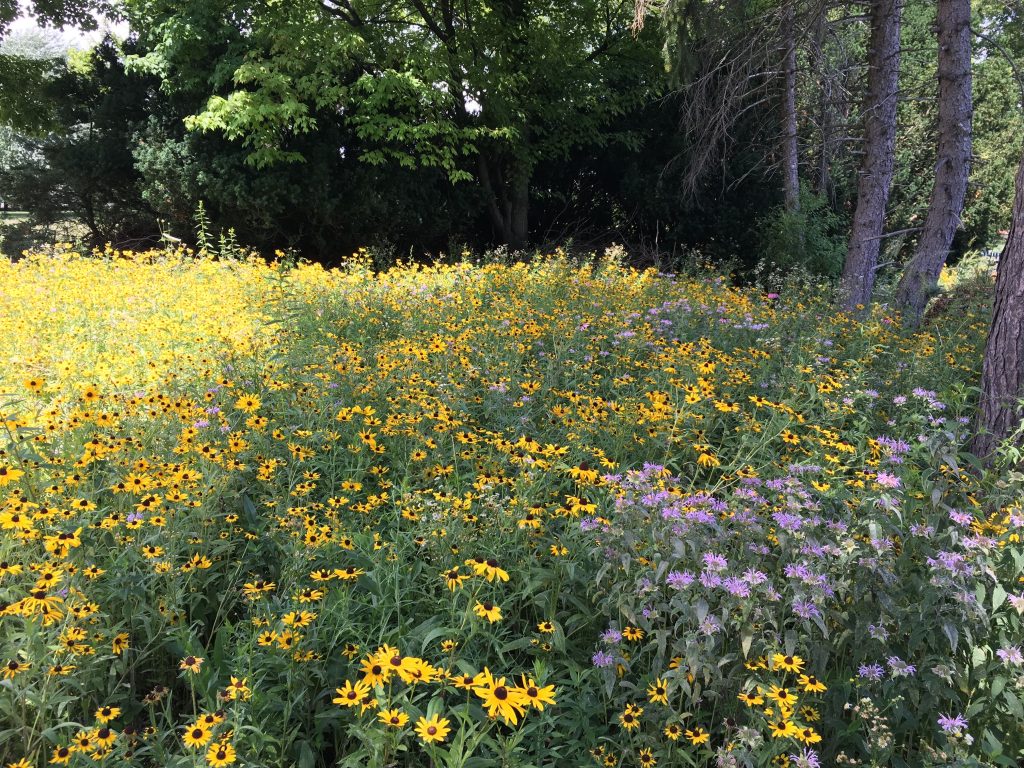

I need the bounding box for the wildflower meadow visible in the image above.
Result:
[0,247,1021,768]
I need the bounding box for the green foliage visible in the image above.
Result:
[124,0,663,182]
[755,185,847,278]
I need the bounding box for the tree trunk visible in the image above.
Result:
[811,8,832,201]
[509,168,529,250]
[970,151,1024,461]
[894,0,972,326]
[478,153,530,249]
[781,0,800,213]
[839,0,902,311]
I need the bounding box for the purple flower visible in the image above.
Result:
[792,600,821,620]
[858,663,884,681]
[699,571,722,589]
[949,509,973,526]
[937,713,968,733]
[666,570,694,590]
[723,577,751,598]
[789,748,821,768]
[868,624,889,642]
[887,656,916,677]
[601,628,623,645]
[996,646,1023,665]
[742,569,768,585]
[874,471,901,488]
[702,553,728,571]
[592,651,615,668]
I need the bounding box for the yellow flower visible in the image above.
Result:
[360,656,390,686]
[516,675,557,711]
[766,685,799,707]
[49,746,73,765]
[224,676,251,701]
[111,633,129,655]
[0,466,24,485]
[737,691,764,707]
[473,601,502,623]
[622,626,644,641]
[206,740,237,766]
[619,704,643,731]
[685,726,710,745]
[377,708,409,728]
[797,674,826,693]
[772,653,805,673]
[414,714,451,744]
[473,669,529,724]
[234,394,261,413]
[94,705,121,723]
[179,655,204,673]
[183,723,213,749]
[769,719,800,739]
[664,723,682,741]
[2,660,30,679]
[796,726,822,744]
[646,677,669,705]
[332,679,371,707]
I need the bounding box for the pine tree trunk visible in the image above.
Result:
[894,0,972,326]
[970,152,1024,461]
[840,0,902,311]
[781,1,800,213]
[811,9,833,201]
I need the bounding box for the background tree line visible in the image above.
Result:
[0,1,1020,273]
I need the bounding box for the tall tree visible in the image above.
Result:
[839,0,902,310]
[893,0,972,325]
[970,148,1024,461]
[781,0,800,213]
[127,0,660,250]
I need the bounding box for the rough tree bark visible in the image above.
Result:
[811,7,832,201]
[894,0,972,325]
[781,0,800,213]
[839,0,902,310]
[970,151,1024,461]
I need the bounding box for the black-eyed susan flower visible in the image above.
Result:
[646,677,669,705]
[206,740,237,766]
[49,746,73,765]
[2,660,29,679]
[473,601,502,623]
[685,726,709,745]
[622,626,644,641]
[769,719,799,739]
[473,669,529,724]
[94,705,120,723]
[516,675,557,711]
[772,653,805,673]
[377,708,409,728]
[414,714,451,744]
[332,679,371,707]
[619,704,643,731]
[797,674,826,693]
